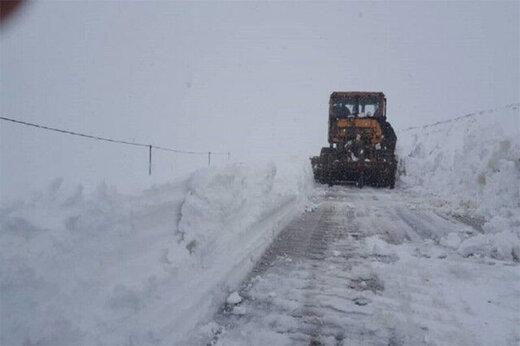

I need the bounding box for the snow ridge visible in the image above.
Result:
[398,104,520,261]
[0,160,313,345]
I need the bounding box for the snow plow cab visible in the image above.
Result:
[311,92,397,188]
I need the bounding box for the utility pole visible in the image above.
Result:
[148,145,152,175]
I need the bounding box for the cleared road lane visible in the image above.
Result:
[193,186,519,346]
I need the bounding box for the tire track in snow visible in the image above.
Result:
[194,186,519,346]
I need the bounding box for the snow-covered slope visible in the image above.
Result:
[398,104,520,261]
[0,160,313,345]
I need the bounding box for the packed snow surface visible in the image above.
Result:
[398,104,520,262]
[193,187,519,346]
[0,160,313,345]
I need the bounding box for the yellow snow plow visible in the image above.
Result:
[311,92,397,188]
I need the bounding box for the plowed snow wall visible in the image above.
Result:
[397,105,520,261]
[0,160,313,345]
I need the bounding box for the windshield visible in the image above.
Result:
[331,98,380,118]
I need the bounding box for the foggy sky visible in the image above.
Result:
[1,1,519,199]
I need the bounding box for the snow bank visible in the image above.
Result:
[398,104,520,261]
[0,160,313,345]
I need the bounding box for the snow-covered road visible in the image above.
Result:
[194,186,519,346]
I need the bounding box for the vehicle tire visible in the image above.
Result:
[356,174,365,189]
[374,174,382,187]
[388,173,395,189]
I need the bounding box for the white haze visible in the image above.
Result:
[1,1,518,200]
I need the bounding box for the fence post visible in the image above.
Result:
[227,152,230,161]
[148,145,152,175]
[208,151,211,166]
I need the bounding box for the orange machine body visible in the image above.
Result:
[333,118,383,145]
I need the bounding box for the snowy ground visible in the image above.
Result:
[0,161,312,345]
[192,186,519,346]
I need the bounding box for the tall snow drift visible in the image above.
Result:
[398,104,520,261]
[0,160,313,345]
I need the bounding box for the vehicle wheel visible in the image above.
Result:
[374,174,382,187]
[388,174,395,189]
[356,174,365,189]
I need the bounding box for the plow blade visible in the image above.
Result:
[311,151,396,188]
